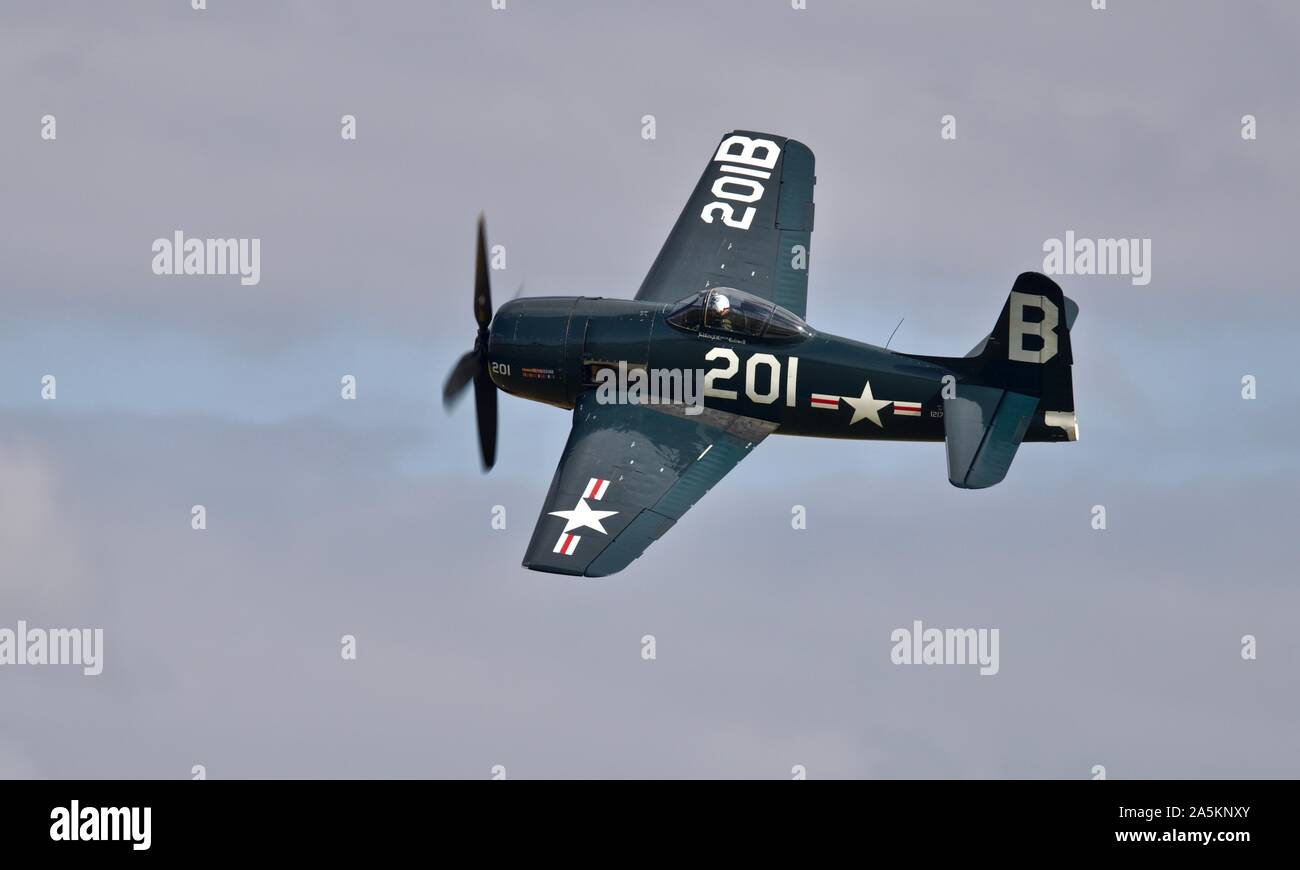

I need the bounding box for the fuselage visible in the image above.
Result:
[486,296,1068,443]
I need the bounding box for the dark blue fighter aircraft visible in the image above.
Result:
[444,131,1079,577]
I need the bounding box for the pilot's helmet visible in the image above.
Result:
[711,293,732,317]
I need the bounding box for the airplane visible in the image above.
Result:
[443,130,1079,577]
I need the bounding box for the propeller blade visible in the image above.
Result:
[442,350,480,408]
[474,368,498,470]
[446,215,499,470]
[474,214,493,330]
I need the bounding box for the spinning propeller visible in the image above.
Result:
[442,215,497,470]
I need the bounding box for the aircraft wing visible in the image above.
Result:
[634,130,816,318]
[523,393,776,577]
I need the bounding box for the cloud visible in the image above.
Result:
[0,436,90,611]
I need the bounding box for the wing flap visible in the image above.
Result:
[587,510,675,578]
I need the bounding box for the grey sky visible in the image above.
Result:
[1,0,1297,778]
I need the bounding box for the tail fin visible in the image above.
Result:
[936,272,1079,489]
[970,271,1077,403]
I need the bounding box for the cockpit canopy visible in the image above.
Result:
[665,287,812,342]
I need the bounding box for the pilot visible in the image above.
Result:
[710,292,734,330]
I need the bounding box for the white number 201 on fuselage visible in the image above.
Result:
[703,347,799,407]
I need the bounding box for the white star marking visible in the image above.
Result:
[549,497,618,534]
[842,380,893,427]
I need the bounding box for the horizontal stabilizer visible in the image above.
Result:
[944,385,1039,489]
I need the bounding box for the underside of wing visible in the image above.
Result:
[635,130,816,318]
[523,394,775,577]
